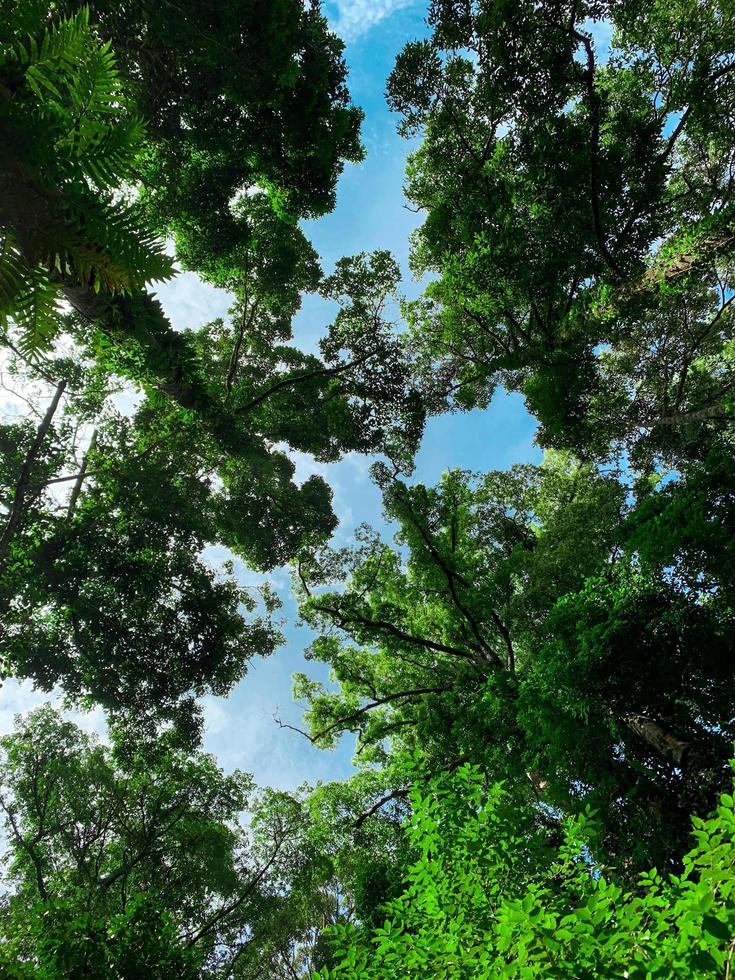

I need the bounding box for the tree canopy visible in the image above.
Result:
[1,0,735,976]
[390,0,735,470]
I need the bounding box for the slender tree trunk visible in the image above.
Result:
[616,228,735,301]
[66,428,96,519]
[0,378,66,569]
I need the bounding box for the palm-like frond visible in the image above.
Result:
[9,270,63,356]
[78,116,147,189]
[0,231,28,318]
[10,7,90,97]
[0,232,63,356]
[0,7,174,355]
[57,191,175,292]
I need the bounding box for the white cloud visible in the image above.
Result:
[331,0,418,41]
[201,695,231,738]
[152,268,232,333]
[0,679,108,742]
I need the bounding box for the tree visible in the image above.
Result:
[390,0,735,469]
[230,773,410,979]
[0,0,362,365]
[0,2,419,573]
[0,706,413,979]
[295,454,735,871]
[0,706,323,977]
[0,352,285,732]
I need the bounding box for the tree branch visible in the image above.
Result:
[353,788,409,829]
[313,600,485,667]
[353,754,472,829]
[66,428,96,519]
[237,348,377,417]
[305,685,456,744]
[0,792,48,900]
[390,482,507,671]
[187,833,289,947]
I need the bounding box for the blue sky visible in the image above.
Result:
[0,0,542,787]
[192,0,541,789]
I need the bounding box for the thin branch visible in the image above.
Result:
[298,686,456,745]
[0,331,59,385]
[225,293,258,395]
[313,601,485,667]
[658,105,692,162]
[66,428,96,519]
[353,754,472,829]
[353,788,409,829]
[237,349,376,417]
[390,482,506,671]
[725,935,735,980]
[187,833,289,947]
[0,792,48,900]
[98,802,186,890]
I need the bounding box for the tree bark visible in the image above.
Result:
[616,228,735,301]
[0,167,206,414]
[622,713,690,767]
[657,403,728,426]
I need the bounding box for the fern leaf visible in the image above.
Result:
[34,7,90,69]
[80,116,146,188]
[0,232,30,318]
[9,270,62,357]
[12,8,91,103]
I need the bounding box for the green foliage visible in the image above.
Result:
[318,764,735,979]
[390,0,735,469]
[0,706,332,978]
[0,4,174,354]
[0,373,290,728]
[296,451,735,871]
[0,706,411,979]
[0,892,203,979]
[2,3,735,976]
[0,1,393,572]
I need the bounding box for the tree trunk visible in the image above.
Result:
[616,228,735,301]
[0,168,206,414]
[657,403,728,426]
[622,713,690,767]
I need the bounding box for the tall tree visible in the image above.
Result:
[295,455,735,871]
[0,2,420,574]
[0,706,315,977]
[0,706,412,979]
[390,0,735,470]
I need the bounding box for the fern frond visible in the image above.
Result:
[10,269,63,356]
[35,190,175,294]
[0,231,31,318]
[80,115,146,188]
[69,39,122,117]
[91,203,175,290]
[15,8,90,98]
